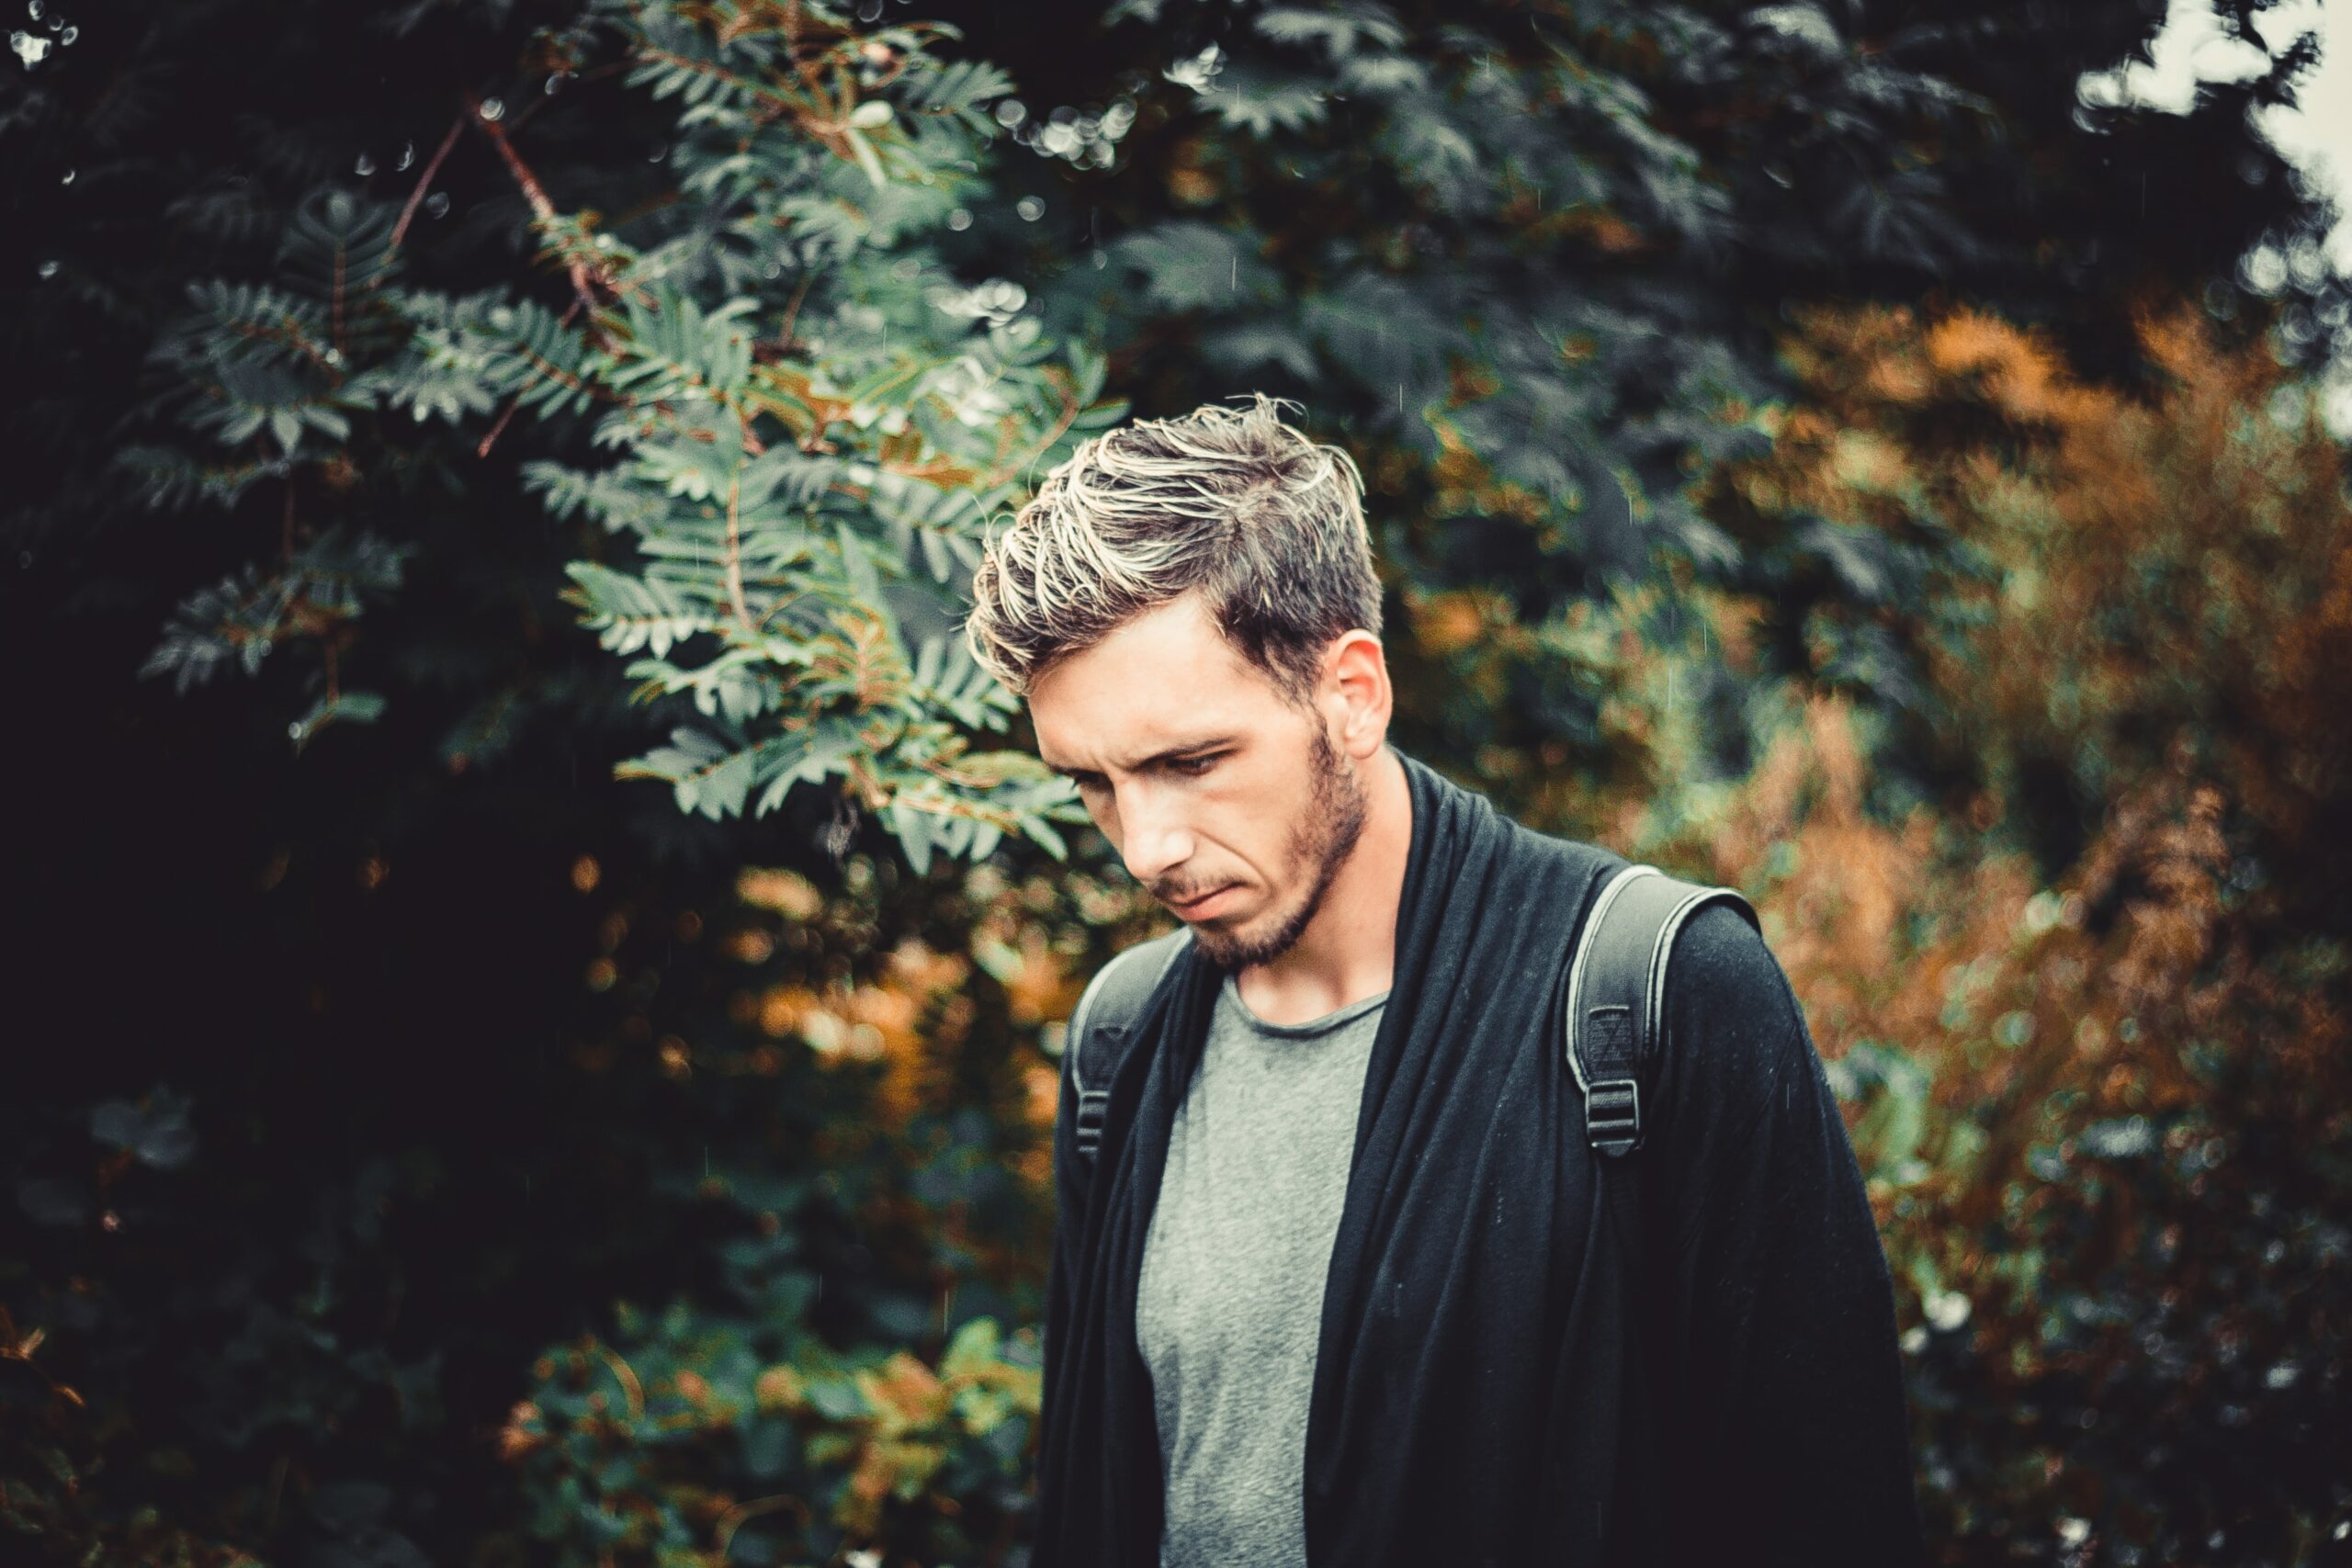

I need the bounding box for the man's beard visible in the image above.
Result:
[1184,721,1368,972]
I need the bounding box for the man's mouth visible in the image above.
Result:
[1164,884,1238,918]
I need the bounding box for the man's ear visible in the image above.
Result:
[1322,629,1392,762]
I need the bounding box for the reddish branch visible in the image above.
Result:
[775,272,813,357]
[465,90,603,321]
[477,299,588,461]
[474,397,524,462]
[390,115,467,252]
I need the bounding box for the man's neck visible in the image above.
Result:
[1233,744,1412,1027]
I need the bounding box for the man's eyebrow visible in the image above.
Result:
[1044,735,1239,777]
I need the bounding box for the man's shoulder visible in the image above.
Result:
[1663,897,1791,1016]
[1491,811,1634,908]
[1082,925,1191,990]
[1070,927,1192,1052]
[1490,805,1770,974]
[1493,813,1796,1069]
[1651,895,1820,1147]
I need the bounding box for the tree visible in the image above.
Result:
[5,0,2344,1562]
[6,2,1112,1561]
[1638,301,2351,1560]
[959,0,2326,817]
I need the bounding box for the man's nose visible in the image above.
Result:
[1114,784,1194,886]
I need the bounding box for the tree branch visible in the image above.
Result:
[723,472,754,630]
[476,299,584,460]
[465,91,602,321]
[390,114,466,252]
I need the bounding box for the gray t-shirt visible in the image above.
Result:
[1136,971,1388,1568]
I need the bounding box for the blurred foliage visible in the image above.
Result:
[987,0,2337,813]
[475,853,1161,1568]
[1573,303,2352,1560]
[3,835,1164,1567]
[4,0,2349,1564]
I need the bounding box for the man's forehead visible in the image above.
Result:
[1026,595,1281,773]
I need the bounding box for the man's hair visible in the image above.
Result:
[963,392,1382,701]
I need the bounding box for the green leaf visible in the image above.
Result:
[892,800,935,875]
[842,127,888,191]
[835,521,883,605]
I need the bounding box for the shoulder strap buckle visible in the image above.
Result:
[1584,1077,1642,1158]
[1564,863,1760,1160]
[1075,1086,1110,1147]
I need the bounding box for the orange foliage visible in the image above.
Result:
[1589,301,2352,1541]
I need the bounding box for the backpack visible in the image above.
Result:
[1062,863,1758,1173]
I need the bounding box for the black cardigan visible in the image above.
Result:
[1034,749,1926,1566]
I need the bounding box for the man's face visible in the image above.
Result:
[1027,593,1369,970]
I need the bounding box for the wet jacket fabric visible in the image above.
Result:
[1033,748,1926,1567]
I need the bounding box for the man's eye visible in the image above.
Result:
[1168,753,1221,777]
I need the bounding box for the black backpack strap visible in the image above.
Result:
[1563,863,1760,1158]
[1562,864,1764,1538]
[1066,928,1193,1170]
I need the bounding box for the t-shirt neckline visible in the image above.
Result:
[1217,971,1391,1039]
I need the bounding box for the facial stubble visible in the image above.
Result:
[1186,720,1368,972]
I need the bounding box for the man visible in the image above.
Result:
[963,394,1925,1567]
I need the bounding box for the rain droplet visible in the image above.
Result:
[44,10,59,28]
[856,0,882,19]
[288,721,305,739]
[424,191,450,219]
[26,1,41,18]
[355,152,377,176]
[10,28,51,65]
[544,72,566,94]
[396,140,414,171]
[58,21,72,42]
[37,258,57,277]
[994,98,1026,128]
[647,141,667,162]
[478,96,504,122]
[1016,195,1045,221]
[1091,248,1107,270]
[946,207,972,231]
[60,167,73,184]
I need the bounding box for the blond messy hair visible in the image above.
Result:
[963,393,1381,701]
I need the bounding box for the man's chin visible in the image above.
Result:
[1181,903,1243,952]
[1188,929,1251,970]
[1188,900,1313,972]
